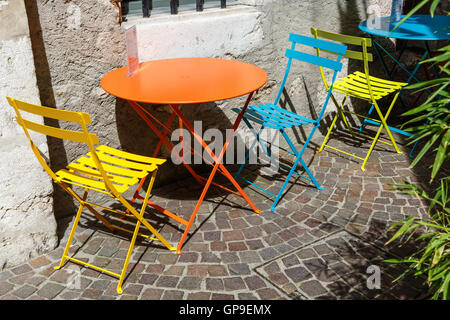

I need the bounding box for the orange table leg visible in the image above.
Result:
[171,93,261,254]
[127,100,204,185]
[171,103,260,212]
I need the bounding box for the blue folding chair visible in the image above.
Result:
[233,33,347,211]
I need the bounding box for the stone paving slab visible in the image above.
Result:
[0,133,439,300]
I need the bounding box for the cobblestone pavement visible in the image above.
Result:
[0,132,435,300]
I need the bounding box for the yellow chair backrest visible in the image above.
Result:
[6,97,118,196]
[310,27,378,100]
[311,28,373,62]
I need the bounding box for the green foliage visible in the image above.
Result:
[385,0,450,300]
[386,179,450,299]
[400,44,450,182]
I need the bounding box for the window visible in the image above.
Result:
[124,0,237,17]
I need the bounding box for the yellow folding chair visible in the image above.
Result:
[7,97,176,294]
[311,28,408,171]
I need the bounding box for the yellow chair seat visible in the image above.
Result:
[56,145,166,194]
[333,71,407,101]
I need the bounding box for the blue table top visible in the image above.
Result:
[359,14,450,41]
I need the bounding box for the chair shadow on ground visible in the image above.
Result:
[59,205,173,285]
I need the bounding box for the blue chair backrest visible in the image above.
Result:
[274,33,347,108]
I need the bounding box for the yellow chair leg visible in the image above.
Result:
[372,92,403,155]
[334,94,356,137]
[320,90,402,171]
[54,190,88,270]
[118,191,176,252]
[116,170,157,294]
[319,111,339,153]
[361,95,402,171]
[319,94,355,154]
[361,122,385,171]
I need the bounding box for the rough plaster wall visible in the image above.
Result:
[369,0,392,17]
[34,0,378,219]
[0,0,57,270]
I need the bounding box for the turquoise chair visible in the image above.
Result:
[233,33,347,211]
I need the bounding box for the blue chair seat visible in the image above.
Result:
[242,104,316,129]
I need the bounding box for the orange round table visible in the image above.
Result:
[101,57,267,104]
[101,57,267,254]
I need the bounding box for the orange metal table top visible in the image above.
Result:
[100,57,268,105]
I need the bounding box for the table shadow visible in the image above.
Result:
[114,98,264,201]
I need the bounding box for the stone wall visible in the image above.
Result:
[0,0,57,270]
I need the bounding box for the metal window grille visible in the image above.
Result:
[122,0,228,18]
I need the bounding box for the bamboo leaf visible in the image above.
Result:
[424,53,450,65]
[430,260,450,281]
[401,100,442,116]
[429,182,444,212]
[432,245,445,266]
[431,129,450,180]
[385,258,417,264]
[416,232,439,241]
[409,131,441,168]
[420,235,450,265]
[386,217,416,245]
[405,225,420,243]
[422,83,450,106]
[429,0,441,16]
[392,263,417,283]
[405,78,449,91]
[442,272,450,300]
[417,221,450,232]
[388,216,415,230]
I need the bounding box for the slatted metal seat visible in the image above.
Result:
[334,71,406,101]
[242,103,316,129]
[57,145,165,195]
